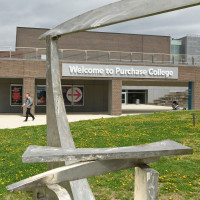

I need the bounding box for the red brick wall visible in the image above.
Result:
[108,80,122,115]
[112,80,122,115]
[193,82,200,110]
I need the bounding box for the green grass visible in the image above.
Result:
[0,111,200,200]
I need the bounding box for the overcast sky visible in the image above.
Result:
[1,0,200,48]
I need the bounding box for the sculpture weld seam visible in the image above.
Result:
[6,0,199,199]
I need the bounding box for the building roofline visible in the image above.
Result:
[16,26,171,38]
[17,26,50,31]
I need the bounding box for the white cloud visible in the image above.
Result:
[0,0,200,47]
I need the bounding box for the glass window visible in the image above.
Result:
[36,86,46,105]
[171,39,183,55]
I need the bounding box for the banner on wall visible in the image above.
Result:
[11,85,23,105]
[35,85,84,106]
[62,86,72,106]
[73,87,84,106]
[36,86,46,105]
[62,86,84,106]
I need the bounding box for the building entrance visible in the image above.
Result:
[122,90,147,104]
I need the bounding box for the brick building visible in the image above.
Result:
[0,27,199,115]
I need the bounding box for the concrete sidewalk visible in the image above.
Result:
[122,104,172,113]
[0,113,140,129]
[0,105,172,129]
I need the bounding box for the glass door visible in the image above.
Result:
[122,92,126,104]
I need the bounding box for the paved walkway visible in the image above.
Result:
[0,105,172,129]
[0,113,139,129]
[122,104,172,113]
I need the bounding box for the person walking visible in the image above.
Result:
[22,93,35,122]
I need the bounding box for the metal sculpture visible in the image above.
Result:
[39,0,200,39]
[6,0,200,199]
[7,140,192,192]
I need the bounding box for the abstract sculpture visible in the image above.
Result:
[6,0,200,199]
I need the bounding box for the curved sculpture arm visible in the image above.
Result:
[47,184,72,200]
[39,0,200,39]
[6,158,159,192]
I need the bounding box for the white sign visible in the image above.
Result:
[67,87,83,103]
[62,63,178,79]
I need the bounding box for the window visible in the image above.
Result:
[36,86,46,105]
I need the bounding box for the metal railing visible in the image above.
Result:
[0,46,200,66]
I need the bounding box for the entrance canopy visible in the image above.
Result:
[39,0,200,39]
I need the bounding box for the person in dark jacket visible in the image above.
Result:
[22,93,35,122]
[172,101,180,110]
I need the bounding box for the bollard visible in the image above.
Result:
[192,113,196,127]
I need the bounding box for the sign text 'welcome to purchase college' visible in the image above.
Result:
[62,64,178,79]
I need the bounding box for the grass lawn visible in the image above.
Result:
[0,111,200,200]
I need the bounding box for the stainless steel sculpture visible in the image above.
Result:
[6,0,199,199]
[39,0,200,39]
[6,140,192,193]
[22,140,192,163]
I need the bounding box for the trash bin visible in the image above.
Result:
[136,99,140,105]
